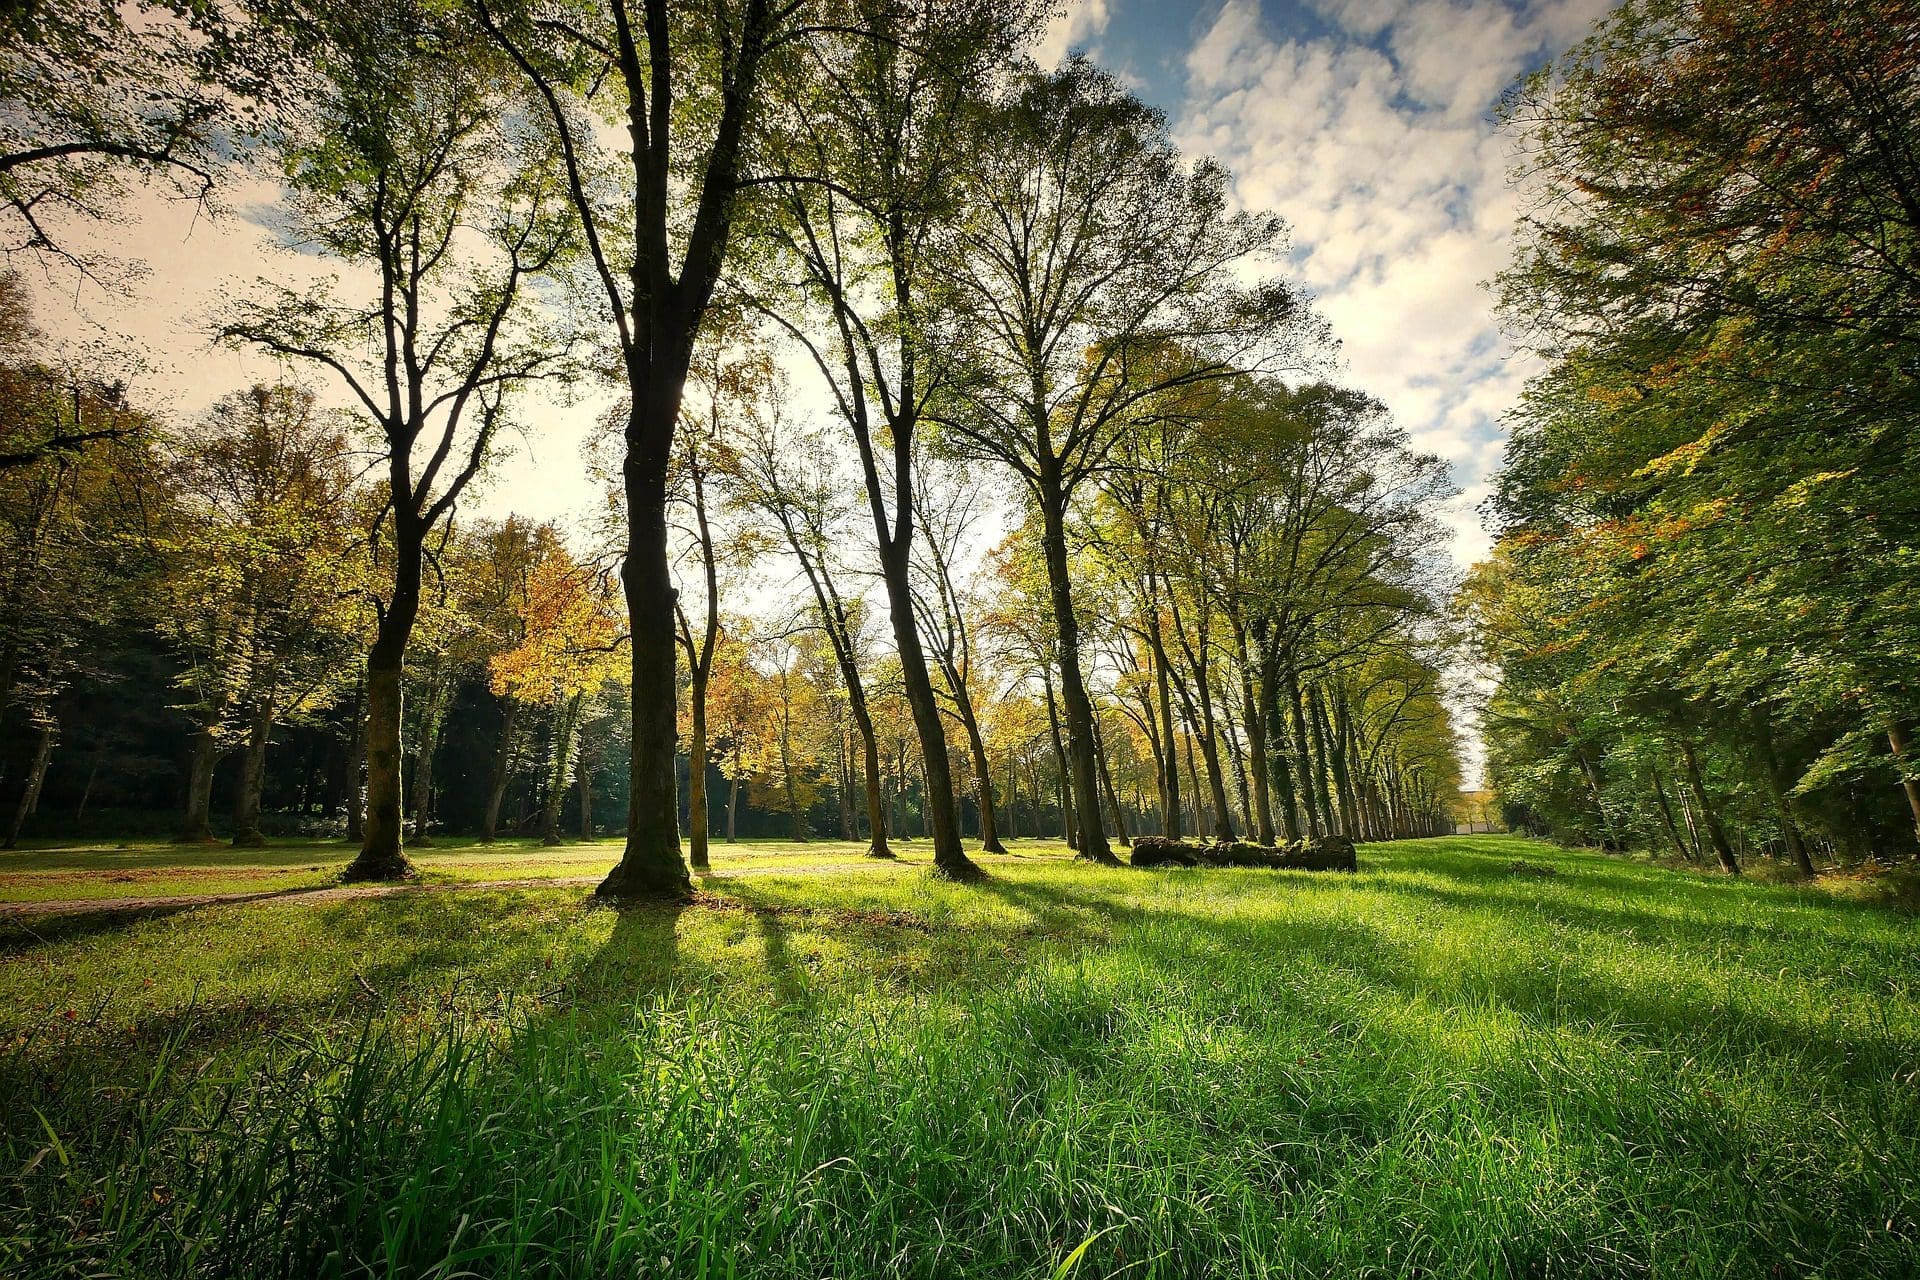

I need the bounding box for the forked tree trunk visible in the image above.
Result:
[4,721,53,849]
[1037,480,1114,863]
[481,697,521,842]
[177,714,222,843]
[687,676,712,870]
[1678,738,1739,874]
[230,698,274,848]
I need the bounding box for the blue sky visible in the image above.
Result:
[1036,0,1617,564]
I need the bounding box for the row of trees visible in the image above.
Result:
[0,0,1466,888]
[1467,0,1920,872]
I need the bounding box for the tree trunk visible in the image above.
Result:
[687,674,712,870]
[4,720,53,848]
[600,457,692,898]
[846,684,893,859]
[1678,738,1739,874]
[1042,669,1076,847]
[1649,771,1690,859]
[409,680,444,847]
[579,751,593,840]
[1757,717,1814,877]
[955,693,1007,854]
[177,713,221,843]
[1285,666,1322,838]
[1888,723,1920,852]
[875,540,974,877]
[342,506,426,882]
[727,771,740,843]
[1006,751,1019,839]
[1038,481,1114,863]
[1093,716,1130,847]
[1147,613,1182,838]
[540,692,584,847]
[230,697,273,848]
[343,678,366,842]
[481,697,521,843]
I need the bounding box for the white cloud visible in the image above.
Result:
[1176,0,1611,571]
[1032,0,1113,67]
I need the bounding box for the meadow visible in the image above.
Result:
[3,834,1916,1278]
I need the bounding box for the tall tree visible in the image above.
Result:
[477,0,810,899]
[750,0,1047,880]
[935,62,1310,862]
[223,6,571,879]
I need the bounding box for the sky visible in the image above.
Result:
[1037,0,1615,566]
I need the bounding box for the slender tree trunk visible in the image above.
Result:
[1182,734,1204,839]
[339,676,366,841]
[1006,751,1019,840]
[4,721,53,849]
[955,694,1007,854]
[1757,718,1814,877]
[1042,670,1076,847]
[1888,723,1920,851]
[1643,771,1689,859]
[1241,632,1275,845]
[688,675,712,870]
[230,698,273,848]
[848,693,893,858]
[1678,738,1739,874]
[727,771,740,843]
[409,679,445,847]
[876,540,975,876]
[1148,618,1182,837]
[481,697,521,843]
[1576,749,1617,849]
[1285,666,1321,838]
[75,752,98,824]
[1037,479,1114,863]
[177,714,222,843]
[1093,716,1130,848]
[541,692,584,847]
[579,753,593,840]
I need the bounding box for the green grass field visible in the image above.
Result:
[3,834,1916,1278]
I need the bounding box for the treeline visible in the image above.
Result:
[1467,0,1920,872]
[0,0,1463,887]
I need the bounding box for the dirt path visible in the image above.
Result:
[0,858,921,920]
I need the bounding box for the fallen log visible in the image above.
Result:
[1128,835,1356,872]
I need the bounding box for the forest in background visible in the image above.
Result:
[1467,0,1920,874]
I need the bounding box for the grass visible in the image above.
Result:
[2,834,1916,1278]
[0,834,951,904]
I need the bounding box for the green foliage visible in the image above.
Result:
[1478,0,1920,864]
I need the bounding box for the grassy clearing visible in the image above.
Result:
[0,835,973,904]
[3,835,1916,1278]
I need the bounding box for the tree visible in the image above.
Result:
[909,450,1008,852]
[725,405,894,856]
[749,0,1048,880]
[0,1,270,286]
[934,61,1312,862]
[159,384,362,847]
[476,0,812,900]
[1482,0,1920,865]
[490,542,624,846]
[223,5,572,879]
